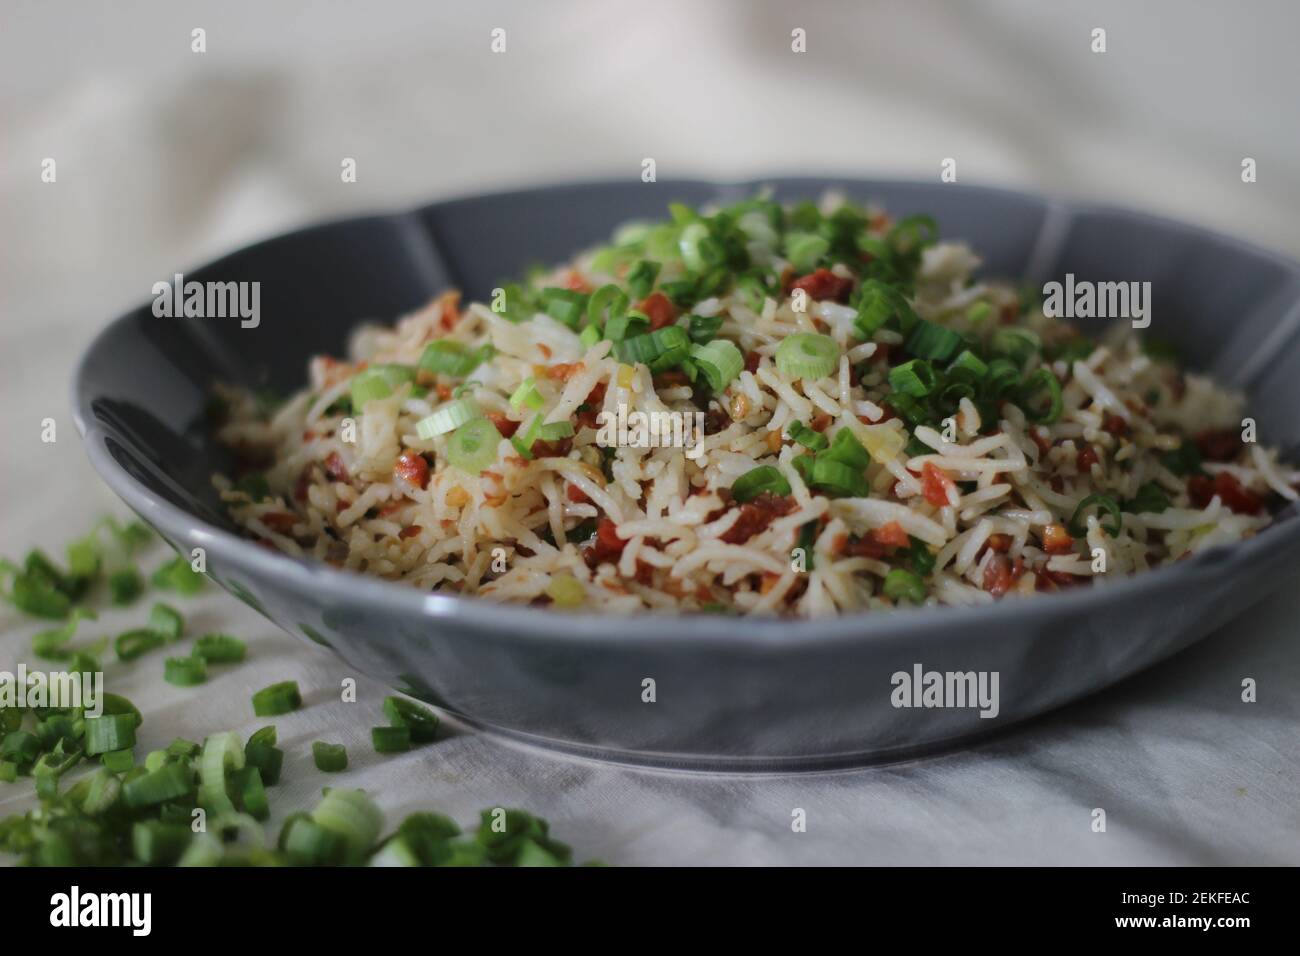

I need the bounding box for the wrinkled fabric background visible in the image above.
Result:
[2,0,1298,864]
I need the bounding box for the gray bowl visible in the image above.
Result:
[73,178,1300,770]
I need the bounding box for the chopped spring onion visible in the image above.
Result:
[350,363,416,408]
[85,714,136,755]
[888,359,938,397]
[1069,493,1123,537]
[123,762,194,810]
[854,279,919,337]
[775,333,840,381]
[626,260,661,299]
[416,397,482,439]
[544,574,585,609]
[614,325,690,367]
[966,301,992,324]
[199,731,244,814]
[509,377,544,410]
[447,417,503,474]
[372,725,412,754]
[579,324,602,348]
[251,681,302,717]
[1018,368,1064,424]
[688,339,744,392]
[539,421,575,441]
[108,568,143,606]
[151,556,205,594]
[194,633,247,664]
[883,568,926,604]
[312,741,348,773]
[31,608,95,660]
[823,428,871,469]
[382,697,441,743]
[947,349,989,382]
[82,768,122,815]
[101,749,135,773]
[605,308,650,342]
[244,732,284,786]
[418,341,492,378]
[233,766,269,820]
[115,628,165,662]
[586,283,629,328]
[1162,441,1203,476]
[164,655,207,687]
[905,319,964,361]
[147,603,184,641]
[809,457,870,498]
[990,327,1041,365]
[687,313,724,344]
[312,788,384,862]
[679,222,722,272]
[1124,482,1171,515]
[787,421,829,451]
[731,465,792,503]
[540,288,589,327]
[784,231,829,272]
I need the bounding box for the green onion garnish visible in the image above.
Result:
[194,633,247,663]
[947,349,989,382]
[626,260,661,299]
[990,327,1041,365]
[419,341,492,378]
[731,465,791,503]
[147,602,184,641]
[1124,482,1170,515]
[689,339,744,393]
[1069,493,1123,537]
[164,656,207,687]
[784,231,829,272]
[888,359,938,397]
[1018,368,1063,424]
[540,288,589,328]
[905,319,963,361]
[372,725,412,754]
[382,697,441,743]
[823,428,871,469]
[447,417,503,474]
[311,788,384,863]
[350,363,416,409]
[615,325,690,367]
[586,283,629,329]
[115,628,165,662]
[809,457,870,498]
[883,568,926,604]
[85,714,137,755]
[123,762,194,809]
[108,568,143,606]
[509,377,544,411]
[251,681,302,717]
[787,421,829,451]
[775,333,840,381]
[679,223,722,272]
[605,308,650,342]
[312,741,348,773]
[151,556,205,594]
[415,397,482,439]
[687,314,724,344]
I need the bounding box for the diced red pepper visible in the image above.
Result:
[394,450,430,490]
[873,521,910,548]
[486,411,520,439]
[1195,428,1242,462]
[921,462,956,508]
[637,292,677,331]
[1189,472,1263,515]
[1040,523,1074,554]
[790,268,853,303]
[1076,444,1099,473]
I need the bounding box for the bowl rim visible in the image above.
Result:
[72,176,1300,648]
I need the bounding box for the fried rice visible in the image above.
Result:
[212,193,1298,616]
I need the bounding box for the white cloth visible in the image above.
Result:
[3,0,1298,865]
